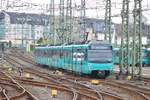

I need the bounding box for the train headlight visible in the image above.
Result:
[88,64,92,70]
[88,66,91,71]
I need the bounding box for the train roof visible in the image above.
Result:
[35,40,111,50]
[35,44,89,50]
[113,47,147,51]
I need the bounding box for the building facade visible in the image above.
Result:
[0,11,50,47]
[0,11,150,47]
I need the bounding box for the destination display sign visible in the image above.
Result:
[91,45,111,50]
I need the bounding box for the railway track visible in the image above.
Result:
[2,54,100,100]
[2,48,150,100]
[2,50,124,100]
[0,70,39,100]
[108,80,150,96]
[103,81,149,100]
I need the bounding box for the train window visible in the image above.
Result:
[73,52,85,61]
[41,50,44,56]
[63,51,66,57]
[66,51,69,57]
[60,51,63,58]
[48,50,51,56]
[43,50,46,56]
[54,50,56,56]
[46,50,49,57]
[39,50,42,56]
[41,50,43,56]
[116,51,120,56]
[34,51,36,56]
[147,52,150,57]
[40,50,43,56]
[36,50,39,56]
[84,49,87,60]
[37,50,39,56]
[36,50,38,56]
[51,50,54,56]
[46,50,48,56]
[38,50,40,56]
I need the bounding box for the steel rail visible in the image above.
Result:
[3,55,99,100]
[4,52,124,100]
[0,70,39,100]
[2,89,10,100]
[108,80,150,96]
[104,81,149,100]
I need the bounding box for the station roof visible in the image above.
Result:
[1,11,49,26]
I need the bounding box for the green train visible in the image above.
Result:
[0,40,11,52]
[113,48,150,66]
[34,40,114,78]
[143,48,150,66]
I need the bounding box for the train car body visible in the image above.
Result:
[113,47,150,66]
[0,40,11,52]
[113,48,120,64]
[143,48,150,66]
[34,40,114,78]
[113,48,132,64]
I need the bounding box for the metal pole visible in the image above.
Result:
[31,24,35,46]
[50,0,55,45]
[104,0,111,43]
[58,0,65,44]
[80,0,86,41]
[21,23,24,48]
[132,0,142,78]
[66,0,72,43]
[119,0,130,75]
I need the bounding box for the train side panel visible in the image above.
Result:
[34,41,114,77]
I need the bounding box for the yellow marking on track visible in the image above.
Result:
[51,89,57,97]
[8,67,12,71]
[126,76,132,80]
[25,73,30,78]
[55,70,63,76]
[91,80,100,85]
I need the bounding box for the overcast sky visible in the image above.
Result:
[3,0,150,24]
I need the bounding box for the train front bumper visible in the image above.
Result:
[88,63,114,71]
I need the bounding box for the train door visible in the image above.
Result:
[65,50,72,70]
[73,48,85,74]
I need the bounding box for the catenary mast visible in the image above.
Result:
[119,0,130,75]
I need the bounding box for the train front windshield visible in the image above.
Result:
[88,45,113,63]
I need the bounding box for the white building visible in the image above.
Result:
[0,11,50,47]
